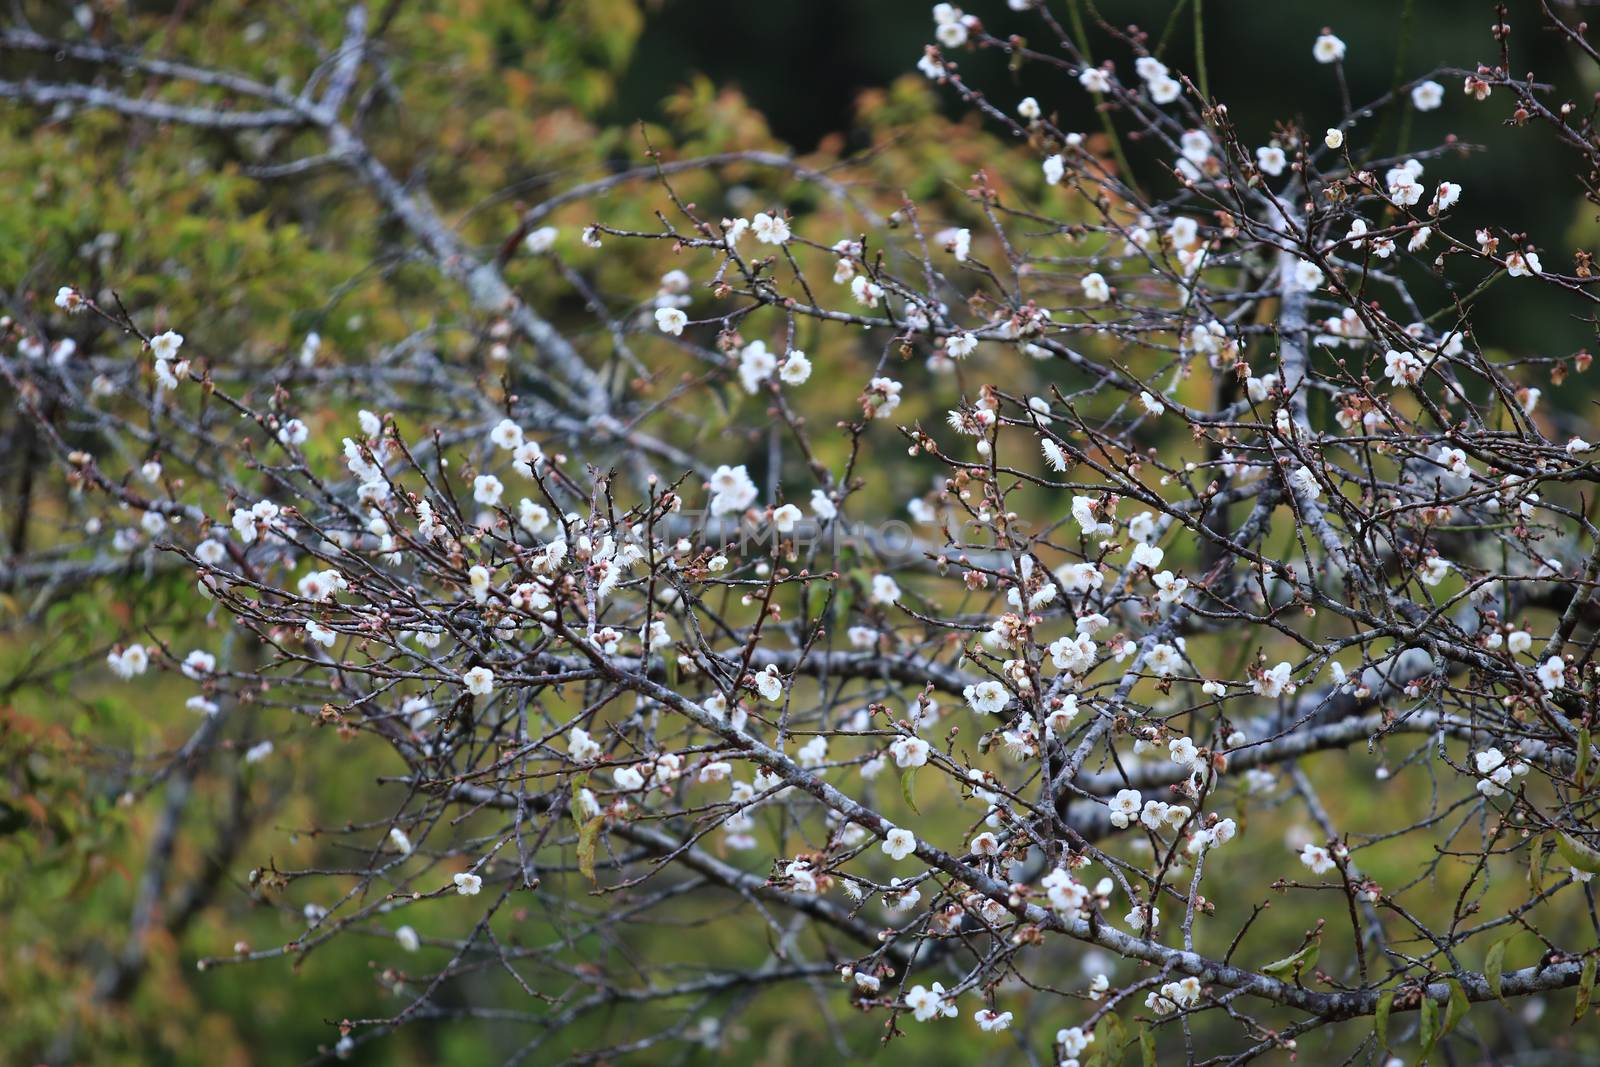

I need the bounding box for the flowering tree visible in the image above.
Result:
[5,1,1600,1063]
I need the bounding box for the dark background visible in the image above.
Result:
[609,0,1599,365]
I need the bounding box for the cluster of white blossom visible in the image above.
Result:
[12,4,1600,1063]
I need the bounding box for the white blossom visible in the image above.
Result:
[655,307,688,335]
[1537,656,1565,691]
[1411,80,1445,111]
[882,826,917,861]
[463,666,495,697]
[750,212,791,245]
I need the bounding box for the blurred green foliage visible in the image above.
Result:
[0,3,1044,1063]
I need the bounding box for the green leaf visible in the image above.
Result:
[1578,728,1593,789]
[1375,986,1396,1050]
[1411,978,1467,1064]
[576,813,606,884]
[569,771,591,830]
[1530,833,1548,895]
[1556,832,1600,875]
[900,767,921,815]
[1576,955,1597,1023]
[834,580,854,631]
[848,567,873,596]
[1139,1026,1156,1067]
[1486,937,1511,1008]
[1260,939,1320,982]
[1086,1013,1126,1067]
[1417,987,1441,1064]
[1443,978,1469,1037]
